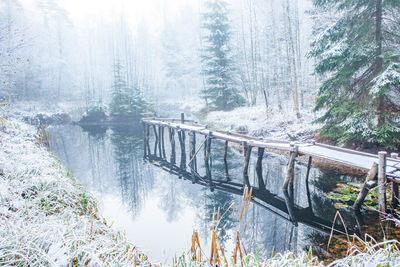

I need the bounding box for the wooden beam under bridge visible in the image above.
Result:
[142,116,400,213]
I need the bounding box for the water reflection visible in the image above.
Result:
[48,124,399,263]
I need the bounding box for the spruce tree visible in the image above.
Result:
[310,0,400,149]
[109,59,147,121]
[201,0,245,111]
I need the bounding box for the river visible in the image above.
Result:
[48,123,398,264]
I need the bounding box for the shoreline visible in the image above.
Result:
[1,116,400,266]
[0,119,151,266]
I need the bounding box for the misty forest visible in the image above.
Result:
[1,0,400,266]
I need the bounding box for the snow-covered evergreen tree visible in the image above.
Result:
[310,0,400,148]
[200,0,245,111]
[109,58,147,120]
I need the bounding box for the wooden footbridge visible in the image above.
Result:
[142,113,400,213]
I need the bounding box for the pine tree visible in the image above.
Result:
[310,0,400,148]
[109,58,147,120]
[200,0,245,111]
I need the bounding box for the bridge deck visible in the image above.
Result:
[142,119,400,179]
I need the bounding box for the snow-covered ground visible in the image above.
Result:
[4,100,87,124]
[203,106,322,142]
[158,97,322,142]
[0,119,150,266]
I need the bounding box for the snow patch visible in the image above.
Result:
[203,106,321,142]
[0,119,151,266]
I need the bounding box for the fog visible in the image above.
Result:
[1,0,316,117]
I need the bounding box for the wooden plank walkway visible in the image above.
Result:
[142,115,400,213]
[142,118,400,178]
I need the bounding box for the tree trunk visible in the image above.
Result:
[375,0,384,126]
[286,0,300,118]
[270,0,282,112]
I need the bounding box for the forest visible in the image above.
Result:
[1,0,400,266]
[1,0,398,149]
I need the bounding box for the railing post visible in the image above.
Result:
[378,151,387,213]
[391,153,399,207]
[181,113,185,124]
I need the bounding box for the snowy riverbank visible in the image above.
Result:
[1,117,400,266]
[158,98,321,142]
[202,106,321,142]
[0,119,150,266]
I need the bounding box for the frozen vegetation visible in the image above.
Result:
[0,119,150,266]
[1,0,400,265]
[203,106,321,142]
[1,118,399,266]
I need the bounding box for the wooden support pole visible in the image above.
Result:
[282,143,298,193]
[255,147,266,190]
[177,128,186,169]
[181,113,185,124]
[391,153,399,207]
[223,140,228,162]
[204,136,212,178]
[169,128,176,164]
[146,125,151,156]
[353,162,378,210]
[192,132,197,172]
[378,151,387,213]
[189,131,197,177]
[353,209,365,237]
[223,140,230,180]
[158,125,162,158]
[161,126,166,159]
[283,189,297,225]
[243,142,252,187]
[203,135,207,164]
[207,135,212,185]
[152,125,159,156]
[305,156,313,210]
[142,122,147,158]
[288,145,299,199]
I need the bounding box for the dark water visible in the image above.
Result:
[48,124,397,264]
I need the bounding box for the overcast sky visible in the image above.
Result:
[57,0,198,32]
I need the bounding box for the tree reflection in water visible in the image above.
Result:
[48,124,400,262]
[110,126,154,218]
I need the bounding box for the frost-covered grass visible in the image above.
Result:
[174,239,400,266]
[0,119,151,266]
[174,251,321,267]
[1,118,399,267]
[203,106,322,142]
[329,238,400,266]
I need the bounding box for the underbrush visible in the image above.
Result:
[0,119,150,266]
[174,187,400,267]
[175,228,400,266]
